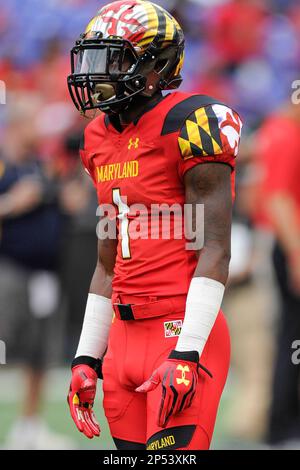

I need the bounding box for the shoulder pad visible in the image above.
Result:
[161,95,225,136]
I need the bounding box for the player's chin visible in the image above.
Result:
[92,94,117,106]
[92,83,117,105]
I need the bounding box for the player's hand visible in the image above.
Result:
[68,364,101,439]
[136,350,212,428]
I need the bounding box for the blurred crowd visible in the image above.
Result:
[1,0,300,450]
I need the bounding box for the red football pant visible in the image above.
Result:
[102,308,230,450]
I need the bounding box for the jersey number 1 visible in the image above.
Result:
[112,188,131,259]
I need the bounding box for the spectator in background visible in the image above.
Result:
[59,129,98,360]
[221,140,274,442]
[0,99,72,449]
[29,39,70,103]
[209,0,268,69]
[257,98,300,447]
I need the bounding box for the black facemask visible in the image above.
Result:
[68,34,153,115]
[67,33,184,115]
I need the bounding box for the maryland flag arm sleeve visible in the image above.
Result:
[177,104,243,178]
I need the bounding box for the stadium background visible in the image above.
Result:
[0,0,300,449]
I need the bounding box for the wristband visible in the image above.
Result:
[72,355,103,379]
[168,349,213,378]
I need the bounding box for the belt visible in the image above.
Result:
[112,295,187,321]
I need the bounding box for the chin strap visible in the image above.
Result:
[98,76,147,114]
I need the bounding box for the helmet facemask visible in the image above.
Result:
[68,33,145,115]
[68,32,184,115]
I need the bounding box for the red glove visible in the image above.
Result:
[136,350,212,428]
[68,359,101,439]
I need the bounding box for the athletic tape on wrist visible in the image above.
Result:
[176,277,225,357]
[75,293,113,360]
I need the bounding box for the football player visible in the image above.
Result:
[67,0,242,450]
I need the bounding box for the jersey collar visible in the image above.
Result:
[104,93,170,133]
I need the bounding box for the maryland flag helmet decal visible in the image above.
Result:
[86,0,184,54]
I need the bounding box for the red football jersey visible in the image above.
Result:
[80,92,242,298]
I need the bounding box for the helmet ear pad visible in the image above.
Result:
[125,46,182,98]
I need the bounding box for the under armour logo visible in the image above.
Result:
[128,137,139,150]
[176,364,190,386]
